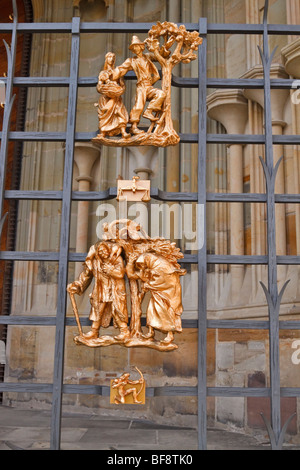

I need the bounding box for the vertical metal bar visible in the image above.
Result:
[50,16,80,450]
[197,17,207,451]
[260,0,281,445]
[0,0,18,218]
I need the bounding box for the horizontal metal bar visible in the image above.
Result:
[5,190,63,200]
[207,387,270,397]
[0,251,60,261]
[4,189,300,204]
[0,22,299,35]
[0,131,97,141]
[8,77,72,87]
[273,135,300,145]
[1,131,67,141]
[63,384,109,395]
[0,21,198,34]
[72,189,117,200]
[1,316,298,331]
[2,132,300,145]
[69,253,86,262]
[207,193,267,203]
[208,194,300,203]
[208,255,300,264]
[0,382,299,399]
[4,189,117,200]
[0,383,53,393]
[207,134,265,144]
[277,256,300,265]
[175,77,298,89]
[279,321,300,330]
[207,320,269,329]
[3,189,267,203]
[275,194,300,203]
[207,135,300,145]
[150,188,197,201]
[208,320,300,330]
[0,316,95,326]
[0,251,299,265]
[207,255,268,264]
[280,388,300,397]
[208,387,300,397]
[207,23,300,35]
[180,254,198,264]
[150,386,197,397]
[0,251,87,263]
[0,22,73,33]
[0,315,197,328]
[0,383,195,397]
[206,78,299,90]
[4,76,297,90]
[0,316,57,325]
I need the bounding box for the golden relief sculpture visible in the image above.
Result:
[67,219,186,351]
[110,367,145,405]
[92,22,202,148]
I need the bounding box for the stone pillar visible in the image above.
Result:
[207,90,248,303]
[74,143,100,277]
[243,65,290,260]
[286,0,300,42]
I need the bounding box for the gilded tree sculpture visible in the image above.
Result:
[92,22,202,147]
[144,22,203,145]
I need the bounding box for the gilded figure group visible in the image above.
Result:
[93,21,202,147]
[67,219,186,351]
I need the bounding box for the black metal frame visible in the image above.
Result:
[0,0,300,450]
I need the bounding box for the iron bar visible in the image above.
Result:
[0,21,299,35]
[3,189,300,203]
[50,17,80,451]
[3,131,300,145]
[1,381,300,399]
[1,251,300,266]
[0,315,300,331]
[0,0,17,219]
[1,76,298,90]
[197,17,208,451]
[258,0,282,448]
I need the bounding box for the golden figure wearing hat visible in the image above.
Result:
[67,241,130,343]
[111,35,166,135]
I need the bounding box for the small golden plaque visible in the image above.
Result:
[117,176,150,202]
[110,368,145,405]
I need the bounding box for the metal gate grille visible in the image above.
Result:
[0,0,300,450]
